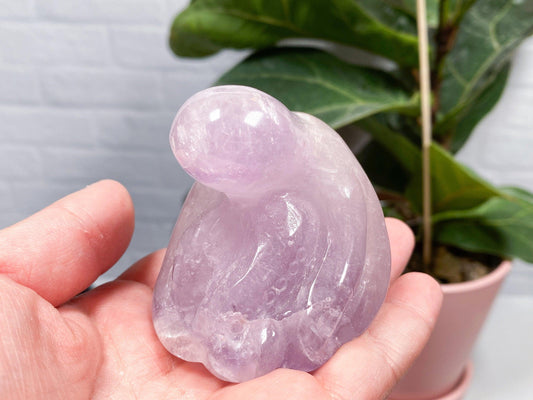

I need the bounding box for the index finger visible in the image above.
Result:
[0,180,134,306]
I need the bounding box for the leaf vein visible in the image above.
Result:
[208,7,309,36]
[488,2,514,50]
[227,72,365,102]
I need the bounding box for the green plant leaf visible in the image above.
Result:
[500,187,533,203]
[382,0,439,27]
[356,115,421,174]
[405,143,501,213]
[216,47,420,129]
[447,62,510,153]
[358,116,500,213]
[442,0,478,25]
[356,140,410,194]
[169,0,420,66]
[360,116,533,261]
[433,195,533,262]
[435,0,533,145]
[353,0,418,35]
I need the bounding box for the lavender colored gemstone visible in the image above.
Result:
[152,85,390,383]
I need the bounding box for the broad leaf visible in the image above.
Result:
[353,0,418,35]
[360,116,533,261]
[358,116,500,212]
[356,140,410,194]
[170,0,420,66]
[433,196,533,262]
[436,0,533,145]
[443,0,478,25]
[405,143,501,213]
[500,187,533,203]
[447,62,510,153]
[356,116,421,174]
[216,47,420,129]
[383,0,439,27]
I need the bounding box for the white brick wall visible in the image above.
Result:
[0,0,33,18]
[0,66,41,103]
[35,0,166,24]
[0,23,112,66]
[0,0,531,293]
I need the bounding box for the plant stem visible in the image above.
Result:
[416,0,433,267]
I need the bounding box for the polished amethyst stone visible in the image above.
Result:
[152,85,390,382]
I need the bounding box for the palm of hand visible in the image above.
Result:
[0,181,441,400]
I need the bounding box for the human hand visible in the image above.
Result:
[0,180,442,400]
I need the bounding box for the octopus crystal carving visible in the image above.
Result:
[152,86,391,382]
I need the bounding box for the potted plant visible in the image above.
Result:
[167,0,533,398]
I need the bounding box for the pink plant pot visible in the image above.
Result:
[389,260,512,400]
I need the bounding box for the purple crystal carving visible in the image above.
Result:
[152,85,390,383]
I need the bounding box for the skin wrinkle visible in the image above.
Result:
[59,311,102,386]
[34,303,80,398]
[315,373,353,400]
[0,240,30,284]
[320,333,397,400]
[0,283,21,396]
[85,281,155,399]
[364,324,402,385]
[96,330,136,399]
[388,295,438,332]
[1,283,45,399]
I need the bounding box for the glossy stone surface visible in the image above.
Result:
[152,85,390,382]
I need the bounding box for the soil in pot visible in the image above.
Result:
[406,245,503,284]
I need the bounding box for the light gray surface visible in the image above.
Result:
[464,294,533,399]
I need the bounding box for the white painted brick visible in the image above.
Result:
[159,51,249,110]
[40,147,181,188]
[481,129,533,168]
[508,38,533,88]
[160,50,247,109]
[0,0,34,18]
[0,67,41,104]
[0,182,14,213]
[207,50,250,75]
[94,110,174,151]
[1,180,84,224]
[105,246,161,278]
[39,148,138,183]
[0,212,19,231]
[140,152,189,188]
[111,26,181,69]
[130,184,191,222]
[488,170,533,192]
[0,107,96,146]
[36,0,165,24]
[502,90,533,128]
[41,69,162,109]
[0,146,42,179]
[0,22,112,66]
[161,70,215,111]
[165,0,189,16]
[129,220,175,253]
